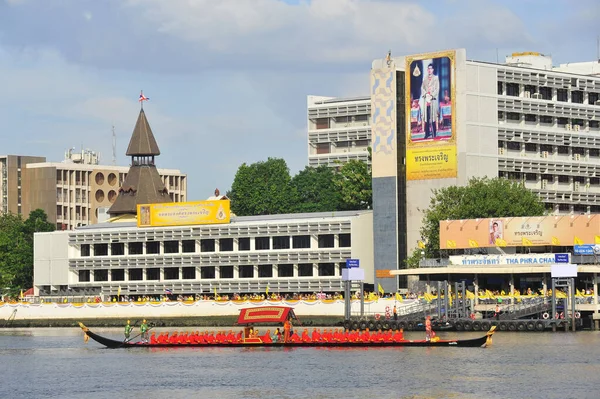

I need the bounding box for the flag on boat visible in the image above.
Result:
[139,91,149,102]
[377,283,385,296]
[165,288,172,295]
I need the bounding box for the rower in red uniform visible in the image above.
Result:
[393,328,404,342]
[311,328,321,342]
[360,328,371,343]
[290,331,302,343]
[150,331,157,345]
[261,330,273,343]
[169,332,179,344]
[301,329,311,343]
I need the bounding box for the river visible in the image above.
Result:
[1,327,599,399]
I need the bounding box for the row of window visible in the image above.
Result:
[498,112,600,129]
[81,234,352,256]
[498,82,600,105]
[499,142,599,157]
[499,171,599,184]
[77,263,344,282]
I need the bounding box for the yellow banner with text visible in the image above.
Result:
[137,200,231,228]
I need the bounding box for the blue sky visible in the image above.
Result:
[0,0,598,200]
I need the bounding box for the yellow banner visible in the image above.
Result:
[137,200,231,227]
[405,50,457,180]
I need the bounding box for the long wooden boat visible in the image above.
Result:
[78,322,495,349]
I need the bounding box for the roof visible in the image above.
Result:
[236,306,296,325]
[107,164,171,215]
[126,109,161,156]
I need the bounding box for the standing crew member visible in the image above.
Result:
[393,305,398,321]
[283,317,292,343]
[124,320,133,341]
[140,319,149,343]
[425,316,433,342]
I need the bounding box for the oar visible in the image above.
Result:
[124,323,155,344]
[122,320,140,343]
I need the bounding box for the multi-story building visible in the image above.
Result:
[0,155,46,215]
[307,95,371,167]
[33,210,373,298]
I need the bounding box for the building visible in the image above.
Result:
[33,210,373,298]
[0,155,46,215]
[307,95,371,167]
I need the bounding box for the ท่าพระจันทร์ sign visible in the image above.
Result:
[449,254,571,266]
[137,200,231,227]
[439,215,600,249]
[405,49,457,180]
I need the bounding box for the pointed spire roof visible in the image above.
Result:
[126,109,161,156]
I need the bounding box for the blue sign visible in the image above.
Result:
[346,259,360,268]
[554,253,570,263]
[574,245,594,255]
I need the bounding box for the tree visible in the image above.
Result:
[0,209,54,297]
[290,166,342,213]
[334,159,372,210]
[406,177,546,268]
[229,158,294,216]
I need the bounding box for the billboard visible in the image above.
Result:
[137,200,231,228]
[439,215,600,249]
[371,67,397,178]
[405,50,457,180]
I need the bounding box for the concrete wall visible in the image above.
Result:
[22,166,57,223]
[351,211,375,284]
[33,231,70,292]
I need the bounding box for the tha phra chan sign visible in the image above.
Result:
[137,200,231,227]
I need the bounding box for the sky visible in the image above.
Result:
[0,0,598,200]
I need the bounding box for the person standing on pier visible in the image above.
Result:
[124,320,133,341]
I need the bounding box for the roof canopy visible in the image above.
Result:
[236,306,295,325]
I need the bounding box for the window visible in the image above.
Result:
[292,235,311,249]
[590,149,600,158]
[557,89,568,102]
[507,142,521,151]
[318,234,334,248]
[524,85,536,95]
[337,141,351,149]
[255,237,270,250]
[571,91,584,104]
[258,265,273,278]
[524,143,537,152]
[164,241,179,254]
[78,270,90,282]
[238,237,251,251]
[590,121,600,129]
[182,267,196,279]
[219,238,233,251]
[573,176,585,183]
[355,114,368,122]
[239,265,254,278]
[557,117,568,127]
[540,144,553,153]
[572,147,585,156]
[507,112,520,121]
[558,175,570,183]
[506,83,519,96]
[94,270,108,282]
[589,92,599,105]
[272,236,290,250]
[94,244,108,256]
[146,241,159,254]
[524,114,537,122]
[129,242,143,255]
[315,118,329,129]
[339,233,351,247]
[590,177,600,185]
[318,263,335,276]
[592,206,600,213]
[525,173,537,181]
[558,204,571,212]
[112,269,125,281]
[539,87,552,100]
[200,267,215,279]
[298,264,313,277]
[557,146,569,155]
[572,119,584,127]
[278,264,294,278]
[146,268,160,281]
[574,204,587,213]
[164,267,179,280]
[316,143,330,154]
[541,174,553,181]
[111,242,124,256]
[200,239,215,252]
[497,82,504,95]
[498,111,504,120]
[356,140,369,147]
[81,244,90,257]
[182,240,195,253]
[220,266,234,279]
[129,269,143,281]
[540,115,553,124]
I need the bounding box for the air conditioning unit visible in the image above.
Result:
[524,91,531,98]
[574,154,581,161]
[595,100,600,106]
[532,93,542,99]
[566,124,572,130]
[541,179,548,189]
[574,182,580,191]
[499,148,505,155]
[541,151,549,158]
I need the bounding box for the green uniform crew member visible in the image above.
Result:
[124,320,133,340]
[140,319,149,343]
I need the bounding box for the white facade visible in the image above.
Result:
[34,210,374,298]
[307,95,371,167]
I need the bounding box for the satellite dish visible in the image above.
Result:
[593,245,600,255]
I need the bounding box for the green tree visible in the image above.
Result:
[406,177,545,267]
[290,166,342,213]
[229,158,294,216]
[0,209,54,297]
[334,159,372,210]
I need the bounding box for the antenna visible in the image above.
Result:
[597,35,599,62]
[112,125,116,166]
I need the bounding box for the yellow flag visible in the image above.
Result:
[574,236,584,245]
[495,238,507,247]
[448,294,453,306]
[418,240,426,249]
[501,290,506,296]
[485,289,495,299]
[552,236,560,246]
[19,290,24,300]
[265,285,269,296]
[378,283,385,295]
[522,237,533,246]
[576,289,583,297]
[395,292,403,302]
[465,290,475,300]
[595,236,600,245]
[117,286,121,297]
[214,287,218,299]
[446,240,457,248]
[468,239,479,248]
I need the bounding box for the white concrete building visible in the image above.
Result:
[34,210,373,298]
[307,95,371,167]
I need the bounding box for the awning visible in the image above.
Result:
[236,306,295,325]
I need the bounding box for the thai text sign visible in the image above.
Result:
[449,254,569,266]
[405,50,457,180]
[439,215,600,249]
[137,200,231,227]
